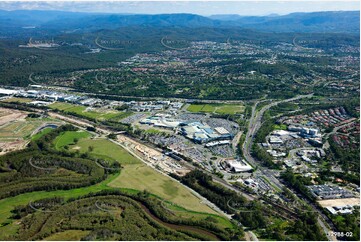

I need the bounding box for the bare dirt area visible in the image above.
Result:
[0,139,28,155]
[0,108,27,126]
[318,198,360,207]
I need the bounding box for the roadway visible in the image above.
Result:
[242,94,314,190]
[241,93,340,241]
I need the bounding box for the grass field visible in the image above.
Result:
[48,102,132,121]
[31,127,53,141]
[53,131,91,149]
[66,136,214,213]
[108,163,217,214]
[2,97,32,103]
[187,103,245,115]
[144,128,165,134]
[273,124,287,130]
[70,138,140,165]
[162,201,234,229]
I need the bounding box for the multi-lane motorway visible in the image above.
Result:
[241,93,339,241]
[242,94,314,190]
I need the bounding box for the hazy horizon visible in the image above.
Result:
[0,1,359,16]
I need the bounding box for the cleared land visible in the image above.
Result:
[0,108,62,154]
[318,198,360,207]
[187,103,245,115]
[48,102,132,121]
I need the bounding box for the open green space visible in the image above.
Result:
[53,130,91,150]
[31,127,53,141]
[2,97,32,103]
[48,102,132,121]
[162,201,233,229]
[273,124,287,130]
[70,138,140,165]
[108,163,216,214]
[56,134,213,214]
[0,125,228,240]
[144,128,165,135]
[187,103,245,115]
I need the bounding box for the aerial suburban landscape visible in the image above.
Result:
[0,1,359,241]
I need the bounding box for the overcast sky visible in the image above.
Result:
[0,1,359,16]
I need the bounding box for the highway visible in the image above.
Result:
[10,97,336,241]
[241,93,340,241]
[242,94,314,190]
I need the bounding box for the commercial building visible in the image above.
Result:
[180,121,233,144]
[307,185,354,200]
[326,205,354,215]
[224,159,253,172]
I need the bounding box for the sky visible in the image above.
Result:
[0,1,359,16]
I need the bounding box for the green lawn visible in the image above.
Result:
[31,127,53,141]
[144,128,164,135]
[2,97,32,103]
[187,103,244,115]
[108,163,217,214]
[66,136,215,213]
[48,102,132,121]
[70,138,140,165]
[53,131,91,150]
[273,124,287,130]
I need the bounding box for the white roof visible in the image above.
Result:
[273,130,289,136]
[215,127,230,135]
[0,88,18,95]
[227,160,253,172]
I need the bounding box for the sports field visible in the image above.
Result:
[48,102,132,121]
[187,103,245,115]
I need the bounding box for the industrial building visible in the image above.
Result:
[307,185,354,200]
[326,205,354,215]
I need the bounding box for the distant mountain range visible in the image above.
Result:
[210,11,360,33]
[0,10,359,34]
